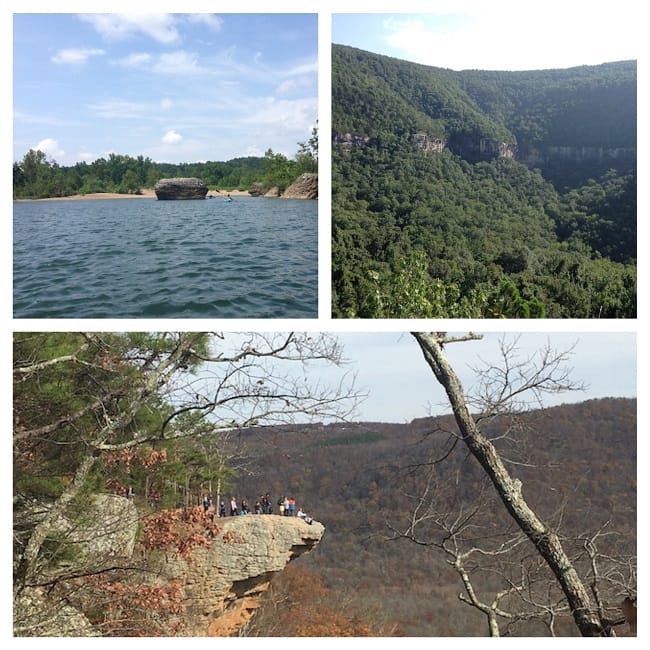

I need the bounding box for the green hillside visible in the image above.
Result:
[331,45,636,319]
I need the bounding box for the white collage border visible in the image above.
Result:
[3,0,645,645]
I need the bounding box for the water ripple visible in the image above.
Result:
[14,197,317,318]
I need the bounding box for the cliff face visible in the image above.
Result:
[334,129,634,169]
[518,144,636,167]
[14,498,324,637]
[281,173,318,199]
[154,516,325,635]
[334,130,518,162]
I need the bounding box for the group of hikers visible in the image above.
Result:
[123,485,313,524]
[203,493,313,524]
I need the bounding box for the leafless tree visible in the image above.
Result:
[394,332,636,637]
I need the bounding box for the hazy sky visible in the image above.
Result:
[325,331,637,422]
[332,1,640,71]
[13,12,317,166]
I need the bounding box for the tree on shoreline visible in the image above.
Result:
[13,127,318,199]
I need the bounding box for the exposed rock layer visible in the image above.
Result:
[14,500,324,637]
[155,515,325,636]
[155,177,208,200]
[281,173,318,199]
[334,130,635,169]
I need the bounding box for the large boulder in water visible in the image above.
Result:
[154,177,208,200]
[248,182,265,197]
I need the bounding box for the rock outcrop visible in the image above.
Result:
[248,182,265,197]
[264,186,281,198]
[333,131,369,151]
[51,494,139,563]
[13,495,139,637]
[14,503,324,637]
[14,588,102,637]
[154,515,325,636]
[281,173,318,200]
[154,177,208,200]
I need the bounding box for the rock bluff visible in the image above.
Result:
[13,496,324,637]
[281,173,318,200]
[157,515,325,635]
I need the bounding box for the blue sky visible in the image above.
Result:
[332,3,640,71]
[13,13,317,166]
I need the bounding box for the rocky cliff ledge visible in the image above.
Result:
[154,177,208,200]
[14,505,324,637]
[157,515,325,635]
[281,173,318,199]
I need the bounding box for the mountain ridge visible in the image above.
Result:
[237,397,636,635]
[333,45,636,155]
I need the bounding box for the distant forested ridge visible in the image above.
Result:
[332,45,636,318]
[236,397,637,636]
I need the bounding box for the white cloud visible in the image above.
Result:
[51,48,105,64]
[383,7,639,71]
[33,138,65,159]
[241,97,317,130]
[79,14,180,44]
[152,50,201,75]
[117,52,152,68]
[284,61,319,77]
[275,59,318,96]
[162,129,183,144]
[276,75,316,96]
[160,97,173,111]
[186,14,224,32]
[88,100,149,119]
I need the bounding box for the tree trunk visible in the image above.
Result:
[412,332,607,637]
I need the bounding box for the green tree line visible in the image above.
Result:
[13,126,317,199]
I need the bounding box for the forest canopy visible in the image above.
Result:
[332,45,636,318]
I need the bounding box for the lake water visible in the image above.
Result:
[14,197,318,318]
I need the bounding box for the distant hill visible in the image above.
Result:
[333,45,636,169]
[235,398,637,636]
[331,45,636,319]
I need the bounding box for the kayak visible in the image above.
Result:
[223,198,233,202]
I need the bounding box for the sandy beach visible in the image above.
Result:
[14,188,252,202]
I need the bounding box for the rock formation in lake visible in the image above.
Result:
[13,494,324,637]
[154,177,208,200]
[281,173,318,199]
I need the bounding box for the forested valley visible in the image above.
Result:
[13,333,636,636]
[239,398,636,636]
[332,45,636,318]
[12,126,318,199]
